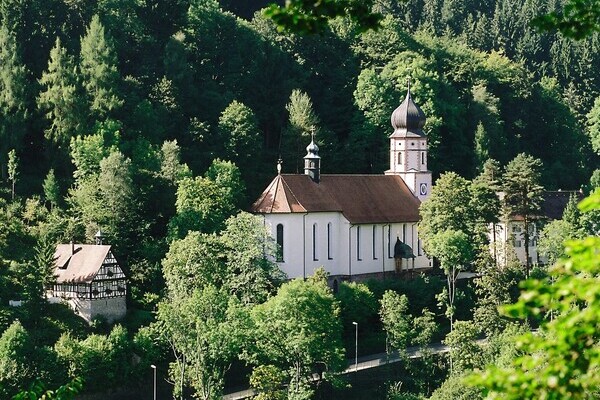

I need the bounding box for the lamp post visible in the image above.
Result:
[151,364,156,400]
[352,321,358,372]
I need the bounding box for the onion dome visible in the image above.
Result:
[390,80,426,136]
[305,138,320,157]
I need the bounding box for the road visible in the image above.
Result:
[222,342,450,400]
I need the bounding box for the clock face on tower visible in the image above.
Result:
[419,183,428,196]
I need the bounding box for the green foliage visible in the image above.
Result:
[247,277,345,399]
[587,96,600,155]
[79,15,123,121]
[281,89,321,174]
[0,24,28,170]
[470,189,600,399]
[502,153,544,274]
[42,169,60,209]
[250,364,287,400]
[218,100,261,172]
[443,320,482,374]
[7,149,18,199]
[0,321,34,398]
[169,159,245,238]
[537,219,577,265]
[263,0,383,34]
[54,325,133,393]
[336,281,378,334]
[379,290,411,351]
[157,286,249,400]
[38,37,83,147]
[531,0,600,39]
[13,377,84,400]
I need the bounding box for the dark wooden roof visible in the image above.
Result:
[251,174,421,223]
[541,191,583,220]
[53,244,113,283]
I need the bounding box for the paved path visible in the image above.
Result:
[222,343,450,400]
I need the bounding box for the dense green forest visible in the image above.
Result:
[0,0,599,398]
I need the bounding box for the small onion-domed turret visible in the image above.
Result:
[304,129,321,183]
[390,80,426,136]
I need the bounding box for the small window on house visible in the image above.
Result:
[372,225,377,260]
[327,223,333,260]
[397,152,402,164]
[357,226,362,261]
[514,239,522,248]
[418,239,422,256]
[402,224,406,241]
[421,152,425,165]
[276,224,284,262]
[313,223,318,261]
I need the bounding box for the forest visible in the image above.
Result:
[0,0,599,398]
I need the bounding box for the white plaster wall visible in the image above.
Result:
[264,213,431,279]
[490,221,541,266]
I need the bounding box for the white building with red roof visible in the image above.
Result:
[48,231,127,323]
[252,85,433,284]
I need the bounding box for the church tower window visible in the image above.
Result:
[276,224,284,262]
[397,152,402,165]
[421,152,425,165]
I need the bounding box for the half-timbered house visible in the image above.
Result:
[48,233,126,323]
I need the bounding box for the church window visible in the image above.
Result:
[327,223,333,260]
[418,239,422,256]
[357,226,362,260]
[402,224,406,241]
[276,224,284,262]
[397,152,402,164]
[388,226,392,258]
[421,152,425,165]
[313,223,318,261]
[372,225,377,259]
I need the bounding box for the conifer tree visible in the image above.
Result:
[7,149,17,200]
[0,24,28,178]
[502,153,544,276]
[80,15,123,122]
[38,37,83,147]
[281,89,320,173]
[42,169,60,210]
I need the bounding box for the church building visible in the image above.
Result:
[251,85,433,283]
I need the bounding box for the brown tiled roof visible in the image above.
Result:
[53,244,111,283]
[251,174,421,223]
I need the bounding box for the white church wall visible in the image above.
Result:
[264,213,431,280]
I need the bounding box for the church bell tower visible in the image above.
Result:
[384,80,432,202]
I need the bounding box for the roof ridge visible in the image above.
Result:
[280,175,306,211]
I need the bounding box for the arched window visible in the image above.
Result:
[357,226,362,261]
[372,225,377,260]
[313,223,318,261]
[397,152,402,164]
[276,224,284,262]
[327,222,333,260]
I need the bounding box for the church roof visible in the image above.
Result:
[251,174,421,223]
[53,244,113,283]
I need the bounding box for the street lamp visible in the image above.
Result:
[151,364,156,400]
[352,322,358,372]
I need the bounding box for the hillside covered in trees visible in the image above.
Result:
[0,0,599,398]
